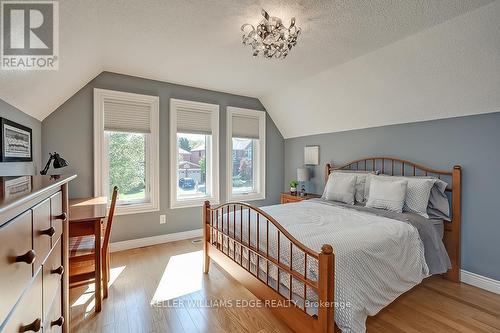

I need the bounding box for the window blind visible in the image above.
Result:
[176,105,213,135]
[232,114,260,139]
[103,98,151,133]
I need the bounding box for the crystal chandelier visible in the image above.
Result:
[241,9,301,59]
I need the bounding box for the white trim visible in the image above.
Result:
[109,229,203,253]
[93,88,160,215]
[461,270,500,295]
[226,107,266,202]
[170,98,220,209]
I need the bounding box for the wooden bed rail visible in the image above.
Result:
[203,201,335,333]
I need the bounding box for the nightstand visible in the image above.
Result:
[280,192,321,204]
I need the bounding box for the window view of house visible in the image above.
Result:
[177,133,209,198]
[231,138,255,194]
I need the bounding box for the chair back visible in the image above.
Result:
[102,186,118,252]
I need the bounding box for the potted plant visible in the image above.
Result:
[289,180,298,195]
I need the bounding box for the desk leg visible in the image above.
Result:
[95,219,102,312]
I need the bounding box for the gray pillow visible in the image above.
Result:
[427,179,451,221]
[375,175,437,218]
[333,170,378,203]
[322,173,356,205]
[366,178,408,212]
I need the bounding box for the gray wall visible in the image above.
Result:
[284,112,500,281]
[0,99,41,175]
[42,72,284,242]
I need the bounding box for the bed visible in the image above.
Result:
[202,157,461,333]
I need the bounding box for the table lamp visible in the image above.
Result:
[40,152,68,175]
[297,167,309,196]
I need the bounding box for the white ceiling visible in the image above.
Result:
[0,0,496,137]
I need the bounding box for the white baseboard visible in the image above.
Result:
[461,270,500,295]
[109,228,203,253]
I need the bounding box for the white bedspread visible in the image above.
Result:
[218,200,429,332]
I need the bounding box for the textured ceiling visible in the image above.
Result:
[0,0,495,134]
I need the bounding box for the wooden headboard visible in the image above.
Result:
[326,157,462,282]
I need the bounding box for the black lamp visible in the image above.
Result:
[40,152,68,175]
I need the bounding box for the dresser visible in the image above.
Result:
[0,175,76,333]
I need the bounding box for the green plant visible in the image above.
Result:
[178,137,191,151]
[289,180,298,188]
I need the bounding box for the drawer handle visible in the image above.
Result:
[51,316,64,327]
[15,250,36,265]
[21,318,41,332]
[40,226,56,237]
[55,212,67,222]
[51,265,64,275]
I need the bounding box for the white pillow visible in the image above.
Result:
[322,173,356,205]
[366,178,408,212]
[333,170,378,203]
[376,175,437,218]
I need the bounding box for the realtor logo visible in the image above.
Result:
[1,1,59,70]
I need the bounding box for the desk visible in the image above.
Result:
[68,197,107,312]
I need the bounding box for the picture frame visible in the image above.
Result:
[0,118,33,162]
[0,176,32,201]
[304,145,319,165]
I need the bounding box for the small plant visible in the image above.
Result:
[289,180,298,189]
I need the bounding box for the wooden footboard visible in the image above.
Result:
[203,201,336,333]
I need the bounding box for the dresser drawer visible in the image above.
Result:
[43,282,63,333]
[32,198,52,273]
[50,192,64,247]
[0,270,43,333]
[43,237,63,320]
[0,210,33,325]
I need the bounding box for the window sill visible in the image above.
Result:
[115,202,159,216]
[171,197,219,209]
[227,193,266,202]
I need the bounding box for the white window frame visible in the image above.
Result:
[226,107,266,202]
[94,88,160,215]
[170,98,220,209]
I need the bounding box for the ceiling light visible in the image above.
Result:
[241,9,301,60]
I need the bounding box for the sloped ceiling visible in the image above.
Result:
[0,0,497,138]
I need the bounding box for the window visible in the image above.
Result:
[170,99,219,208]
[226,107,266,201]
[94,89,159,215]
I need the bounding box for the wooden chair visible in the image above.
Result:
[69,186,118,303]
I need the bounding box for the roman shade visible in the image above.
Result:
[231,113,261,139]
[103,98,152,133]
[176,106,213,135]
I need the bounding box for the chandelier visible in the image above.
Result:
[241,9,301,59]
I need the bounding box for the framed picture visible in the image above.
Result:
[0,118,33,162]
[304,145,319,165]
[0,176,32,201]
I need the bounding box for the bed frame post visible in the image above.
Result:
[325,163,331,184]
[203,200,211,274]
[445,166,462,282]
[318,244,335,333]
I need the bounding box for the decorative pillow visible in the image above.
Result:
[333,170,379,203]
[375,175,437,218]
[322,173,356,205]
[366,178,408,213]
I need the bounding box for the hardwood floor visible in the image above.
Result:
[70,239,500,333]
